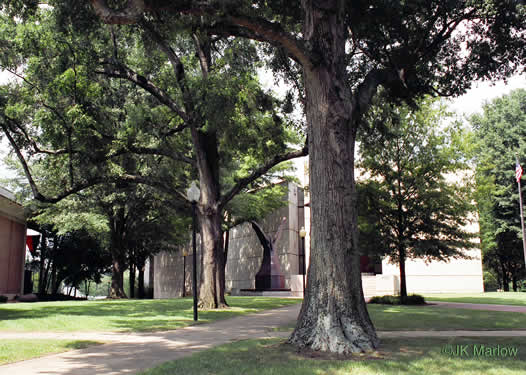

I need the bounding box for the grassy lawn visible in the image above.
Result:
[368,304,526,331]
[0,339,101,365]
[139,337,526,375]
[0,297,301,333]
[424,292,526,306]
[272,305,526,332]
[2,297,524,334]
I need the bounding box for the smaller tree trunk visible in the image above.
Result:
[110,259,127,298]
[138,266,145,299]
[84,280,91,297]
[501,261,510,291]
[148,255,155,299]
[222,229,230,293]
[399,246,408,302]
[38,235,48,295]
[129,263,136,298]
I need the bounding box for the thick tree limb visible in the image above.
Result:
[90,0,145,25]
[218,145,308,211]
[211,20,311,69]
[88,1,313,69]
[350,69,401,129]
[139,20,196,115]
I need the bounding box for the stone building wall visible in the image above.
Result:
[153,183,305,298]
[226,183,304,294]
[0,187,27,299]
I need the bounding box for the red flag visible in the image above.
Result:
[516,160,523,183]
[26,236,35,254]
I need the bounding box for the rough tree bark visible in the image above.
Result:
[109,258,127,298]
[288,1,379,353]
[191,128,228,308]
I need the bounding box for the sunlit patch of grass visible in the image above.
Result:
[0,339,102,365]
[424,292,526,306]
[367,304,526,331]
[138,337,526,375]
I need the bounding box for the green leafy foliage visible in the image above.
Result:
[358,96,476,297]
[471,89,526,291]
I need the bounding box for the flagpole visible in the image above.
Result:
[516,158,526,269]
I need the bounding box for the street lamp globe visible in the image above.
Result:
[299,226,306,238]
[187,181,200,203]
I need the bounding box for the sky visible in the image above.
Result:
[1,67,525,182]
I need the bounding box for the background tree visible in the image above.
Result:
[24,220,109,297]
[0,7,305,307]
[471,89,526,291]
[358,96,476,301]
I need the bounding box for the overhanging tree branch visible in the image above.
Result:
[139,20,196,115]
[351,68,402,129]
[218,144,308,211]
[96,63,188,123]
[90,0,145,25]
[3,115,74,155]
[2,120,186,203]
[88,1,313,69]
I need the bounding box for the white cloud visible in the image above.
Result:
[448,74,526,117]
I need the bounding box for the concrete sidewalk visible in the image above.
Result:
[0,304,301,375]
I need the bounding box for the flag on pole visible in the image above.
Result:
[516,159,523,183]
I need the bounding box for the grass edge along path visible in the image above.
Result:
[367,304,526,331]
[0,339,102,365]
[423,292,526,306]
[138,336,526,375]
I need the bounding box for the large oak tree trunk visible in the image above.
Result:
[193,129,228,308]
[198,210,227,308]
[289,1,378,354]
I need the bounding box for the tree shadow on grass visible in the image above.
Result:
[64,340,103,350]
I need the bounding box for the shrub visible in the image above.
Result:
[368,294,426,305]
[0,295,8,303]
[483,271,499,291]
[404,294,426,305]
[369,295,400,304]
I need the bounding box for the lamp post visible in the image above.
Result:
[299,226,307,295]
[187,181,200,321]
[182,249,188,297]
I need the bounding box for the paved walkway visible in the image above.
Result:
[0,304,301,375]
[1,301,525,375]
